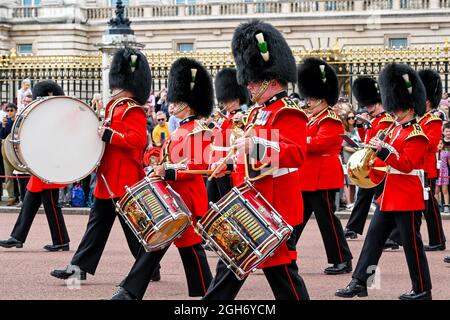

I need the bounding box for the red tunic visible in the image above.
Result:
[298,107,344,191]
[418,111,442,179]
[357,112,395,144]
[94,97,147,199]
[370,121,428,212]
[26,176,65,193]
[240,95,307,268]
[161,117,212,248]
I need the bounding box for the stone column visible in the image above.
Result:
[430,0,440,9]
[392,0,401,10]
[354,0,364,11]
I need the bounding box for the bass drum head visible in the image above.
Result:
[17,96,105,184]
[2,134,27,173]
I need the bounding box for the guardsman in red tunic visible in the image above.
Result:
[51,48,151,281]
[203,20,310,300]
[336,63,432,300]
[294,57,353,275]
[345,77,394,240]
[0,81,70,252]
[207,68,249,203]
[417,69,446,251]
[111,58,214,300]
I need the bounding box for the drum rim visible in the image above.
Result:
[10,96,105,184]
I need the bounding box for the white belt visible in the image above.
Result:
[211,145,231,152]
[273,168,298,178]
[388,168,423,176]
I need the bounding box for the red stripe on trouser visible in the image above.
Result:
[191,247,207,294]
[284,265,299,300]
[326,190,344,262]
[50,190,64,244]
[411,211,424,292]
[429,179,443,244]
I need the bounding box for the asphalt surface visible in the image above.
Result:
[0,213,449,300]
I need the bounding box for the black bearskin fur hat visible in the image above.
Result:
[418,69,443,110]
[109,48,152,105]
[231,20,297,86]
[214,68,249,105]
[352,77,381,107]
[378,63,426,116]
[167,57,214,117]
[32,80,65,99]
[297,57,339,106]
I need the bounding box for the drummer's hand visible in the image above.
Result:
[151,165,166,178]
[210,161,228,178]
[233,137,254,154]
[1,117,7,128]
[97,126,106,139]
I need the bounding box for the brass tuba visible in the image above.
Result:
[347,147,379,188]
[346,117,397,188]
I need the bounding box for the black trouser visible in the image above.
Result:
[346,187,375,235]
[294,190,353,264]
[121,243,213,299]
[17,175,30,202]
[71,197,140,275]
[206,176,232,205]
[203,230,309,300]
[423,178,446,246]
[353,209,432,293]
[11,189,70,245]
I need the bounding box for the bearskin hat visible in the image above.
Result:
[109,48,152,105]
[297,57,339,106]
[167,57,214,118]
[231,20,297,86]
[352,77,381,107]
[32,80,65,99]
[418,69,443,110]
[214,68,249,105]
[378,63,426,116]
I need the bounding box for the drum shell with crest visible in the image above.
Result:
[116,176,192,252]
[5,96,105,184]
[197,181,292,280]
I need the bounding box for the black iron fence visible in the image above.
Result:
[0,47,449,106]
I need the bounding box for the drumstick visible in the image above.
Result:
[178,170,232,175]
[208,123,256,181]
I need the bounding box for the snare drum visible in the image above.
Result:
[197,181,292,280]
[6,96,104,184]
[116,176,192,251]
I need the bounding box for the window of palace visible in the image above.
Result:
[389,38,408,49]
[17,44,33,55]
[22,0,41,5]
[176,43,194,52]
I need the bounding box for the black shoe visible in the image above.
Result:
[43,243,70,252]
[383,238,400,251]
[335,278,368,298]
[424,243,446,251]
[50,265,86,280]
[150,266,161,282]
[0,237,23,248]
[111,287,137,300]
[324,261,352,275]
[399,290,432,300]
[444,256,450,263]
[344,228,358,240]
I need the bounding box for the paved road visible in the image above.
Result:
[0,213,449,300]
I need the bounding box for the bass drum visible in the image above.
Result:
[7,96,105,184]
[2,133,27,173]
